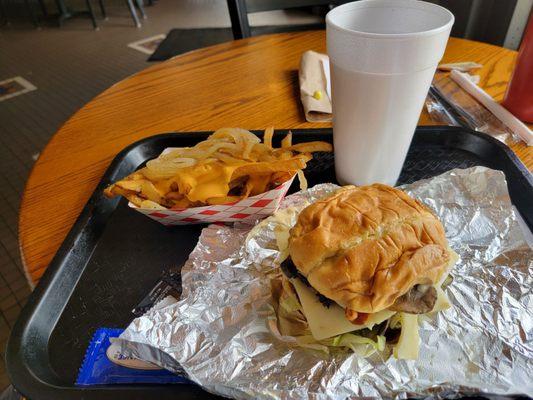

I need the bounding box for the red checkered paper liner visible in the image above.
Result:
[129,176,295,225]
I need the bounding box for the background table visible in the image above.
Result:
[20,31,532,285]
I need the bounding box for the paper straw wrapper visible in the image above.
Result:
[450,70,533,146]
[129,176,295,226]
[437,62,482,72]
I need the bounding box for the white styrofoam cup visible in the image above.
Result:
[327,0,454,185]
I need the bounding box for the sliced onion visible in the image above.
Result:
[144,158,197,180]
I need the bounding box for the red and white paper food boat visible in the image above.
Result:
[129,176,295,226]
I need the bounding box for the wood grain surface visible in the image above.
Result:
[19,31,532,285]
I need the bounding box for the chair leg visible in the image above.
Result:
[98,0,106,19]
[134,0,146,19]
[0,0,7,24]
[126,0,141,27]
[85,0,98,29]
[37,0,47,16]
[24,0,39,27]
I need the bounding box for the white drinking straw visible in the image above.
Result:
[450,70,533,146]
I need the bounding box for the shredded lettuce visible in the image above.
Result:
[327,333,386,357]
[279,288,302,313]
[293,333,386,357]
[393,313,420,360]
[295,335,331,353]
[389,313,402,329]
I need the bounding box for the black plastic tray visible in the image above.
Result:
[7,127,533,400]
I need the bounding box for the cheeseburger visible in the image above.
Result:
[274,184,457,359]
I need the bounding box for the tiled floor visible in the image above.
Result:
[0,0,319,393]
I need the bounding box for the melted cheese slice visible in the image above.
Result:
[393,313,419,360]
[164,162,243,202]
[432,285,451,312]
[290,279,395,341]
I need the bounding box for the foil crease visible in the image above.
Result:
[118,167,533,399]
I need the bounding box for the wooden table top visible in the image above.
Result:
[20,31,532,285]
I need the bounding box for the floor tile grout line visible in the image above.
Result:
[0,179,22,221]
[0,222,27,300]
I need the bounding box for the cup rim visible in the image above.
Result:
[326,0,454,39]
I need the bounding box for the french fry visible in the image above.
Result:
[109,185,145,207]
[127,195,145,207]
[264,127,274,148]
[104,128,332,209]
[170,198,194,209]
[166,191,185,200]
[231,157,309,180]
[140,200,165,210]
[114,180,143,193]
[245,174,272,196]
[206,195,243,205]
[281,132,292,148]
[297,169,308,190]
[281,142,333,153]
[138,181,166,203]
[270,171,294,186]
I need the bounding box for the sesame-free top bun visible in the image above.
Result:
[288,184,451,314]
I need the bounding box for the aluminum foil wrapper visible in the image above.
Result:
[117,166,533,399]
